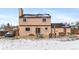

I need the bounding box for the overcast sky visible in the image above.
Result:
[0,8,79,26]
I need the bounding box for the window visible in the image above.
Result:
[43,18,46,22]
[23,17,26,22]
[45,27,48,30]
[26,28,30,31]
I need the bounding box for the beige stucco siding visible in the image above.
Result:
[19,25,51,37]
[66,28,71,35]
[19,26,36,36]
[19,17,51,25]
[52,28,64,36]
[51,28,71,36]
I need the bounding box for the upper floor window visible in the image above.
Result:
[43,18,46,22]
[23,17,26,22]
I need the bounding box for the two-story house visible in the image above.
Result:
[19,8,51,37]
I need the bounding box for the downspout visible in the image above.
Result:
[51,24,52,38]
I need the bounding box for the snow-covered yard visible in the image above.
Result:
[0,38,79,50]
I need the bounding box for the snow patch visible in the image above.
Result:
[0,38,79,50]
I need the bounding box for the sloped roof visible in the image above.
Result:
[51,23,71,28]
[22,14,51,18]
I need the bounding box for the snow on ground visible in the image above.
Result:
[0,38,79,50]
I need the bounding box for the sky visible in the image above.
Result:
[0,8,18,26]
[0,8,79,26]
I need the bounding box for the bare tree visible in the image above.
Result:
[75,22,79,29]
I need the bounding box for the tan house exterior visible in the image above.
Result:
[19,8,71,38]
[19,8,51,37]
[51,23,71,37]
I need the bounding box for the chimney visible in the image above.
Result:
[19,8,23,17]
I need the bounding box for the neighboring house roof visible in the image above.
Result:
[22,14,51,18]
[51,23,71,28]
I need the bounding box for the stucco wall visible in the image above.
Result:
[19,17,51,26]
[66,28,71,35]
[52,28,71,36]
[19,25,51,37]
[52,28,64,36]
